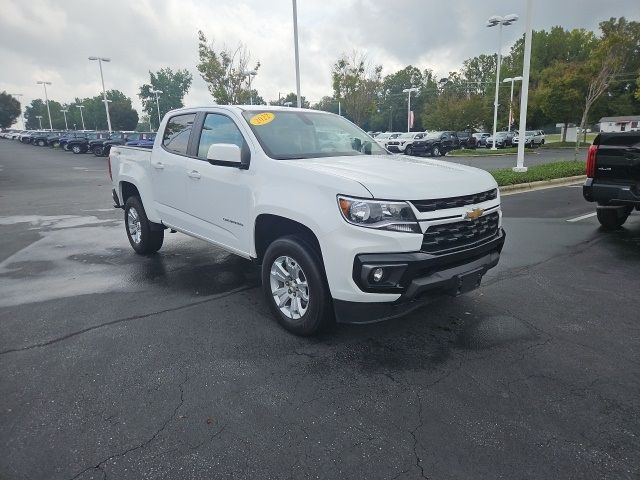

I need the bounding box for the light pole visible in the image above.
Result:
[486,14,518,149]
[402,87,418,132]
[150,89,163,126]
[243,70,257,105]
[60,108,69,130]
[35,115,43,130]
[76,105,86,130]
[88,56,113,133]
[514,0,533,173]
[502,76,523,131]
[9,93,25,129]
[36,81,53,131]
[292,0,302,108]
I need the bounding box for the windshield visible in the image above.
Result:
[525,131,535,135]
[399,132,415,139]
[425,131,444,139]
[241,110,388,160]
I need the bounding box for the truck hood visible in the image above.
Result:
[289,154,497,199]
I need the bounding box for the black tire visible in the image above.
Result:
[63,143,70,151]
[405,145,413,156]
[541,139,545,145]
[261,235,332,336]
[432,145,441,157]
[93,145,104,156]
[37,139,46,147]
[71,144,83,154]
[596,206,632,230]
[124,196,164,254]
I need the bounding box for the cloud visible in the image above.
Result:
[0,0,636,113]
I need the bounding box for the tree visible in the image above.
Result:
[311,96,340,114]
[270,92,309,108]
[197,30,260,104]
[535,62,585,141]
[332,52,382,127]
[0,92,21,128]
[139,67,192,128]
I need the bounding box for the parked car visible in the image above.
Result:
[385,132,426,155]
[535,130,546,144]
[98,132,149,156]
[472,132,491,147]
[58,132,89,150]
[513,130,545,148]
[485,131,516,149]
[18,131,39,144]
[67,132,109,154]
[109,106,505,335]
[124,132,156,149]
[583,131,640,229]
[411,131,461,157]
[456,131,477,149]
[373,132,402,149]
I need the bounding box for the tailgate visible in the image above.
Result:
[595,133,640,183]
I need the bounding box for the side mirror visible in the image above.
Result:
[207,143,242,166]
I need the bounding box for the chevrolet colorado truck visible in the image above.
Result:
[583,132,640,229]
[109,106,505,335]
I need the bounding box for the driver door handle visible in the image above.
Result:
[187,170,201,179]
[153,162,164,170]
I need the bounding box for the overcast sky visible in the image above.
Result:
[1,0,637,113]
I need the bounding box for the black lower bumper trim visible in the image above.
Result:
[583,178,640,204]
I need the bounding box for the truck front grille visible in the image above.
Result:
[411,189,497,212]
[421,212,500,254]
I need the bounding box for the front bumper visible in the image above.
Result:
[583,178,640,204]
[334,229,506,324]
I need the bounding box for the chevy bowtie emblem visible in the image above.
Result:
[464,208,484,221]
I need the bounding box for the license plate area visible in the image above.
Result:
[453,267,485,295]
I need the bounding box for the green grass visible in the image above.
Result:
[490,160,586,186]
[447,147,534,156]
[545,133,596,144]
[541,141,590,149]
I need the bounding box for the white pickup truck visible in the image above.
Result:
[109,106,505,335]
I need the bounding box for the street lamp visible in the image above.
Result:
[9,93,25,129]
[76,105,86,130]
[35,115,43,130]
[88,56,113,133]
[292,0,302,108]
[60,108,69,130]
[243,70,257,105]
[486,13,518,149]
[514,0,533,173]
[402,87,419,132]
[502,76,523,132]
[36,81,53,131]
[149,89,163,126]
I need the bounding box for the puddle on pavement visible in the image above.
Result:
[0,220,259,308]
[455,315,537,350]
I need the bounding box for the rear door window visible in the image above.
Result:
[162,113,196,155]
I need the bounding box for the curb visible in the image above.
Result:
[499,175,586,195]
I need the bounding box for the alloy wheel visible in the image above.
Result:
[127,207,142,244]
[269,255,309,320]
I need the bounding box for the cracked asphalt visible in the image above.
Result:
[0,140,639,480]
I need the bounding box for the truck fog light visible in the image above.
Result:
[372,268,384,282]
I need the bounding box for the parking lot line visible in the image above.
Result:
[566,212,597,222]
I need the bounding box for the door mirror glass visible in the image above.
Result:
[207,143,242,165]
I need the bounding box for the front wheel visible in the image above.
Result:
[431,146,441,157]
[262,236,332,336]
[37,140,46,147]
[93,145,104,156]
[124,196,164,254]
[597,206,632,230]
[405,145,413,156]
[71,145,83,154]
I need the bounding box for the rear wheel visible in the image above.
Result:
[431,146,441,157]
[597,206,632,230]
[63,143,70,151]
[71,144,83,154]
[93,145,104,156]
[124,196,164,254]
[37,139,46,147]
[405,145,413,156]
[262,236,331,336]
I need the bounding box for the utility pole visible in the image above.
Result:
[514,0,533,173]
[36,81,53,130]
[89,56,113,132]
[76,105,86,130]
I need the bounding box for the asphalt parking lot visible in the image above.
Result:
[446,146,586,170]
[1,140,639,480]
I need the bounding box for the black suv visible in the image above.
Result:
[411,131,461,157]
[456,131,477,149]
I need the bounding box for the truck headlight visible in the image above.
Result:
[337,196,420,233]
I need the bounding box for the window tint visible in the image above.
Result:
[197,113,245,159]
[163,113,196,155]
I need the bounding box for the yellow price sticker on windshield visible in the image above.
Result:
[250,112,275,126]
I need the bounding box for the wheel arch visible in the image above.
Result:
[254,214,324,266]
